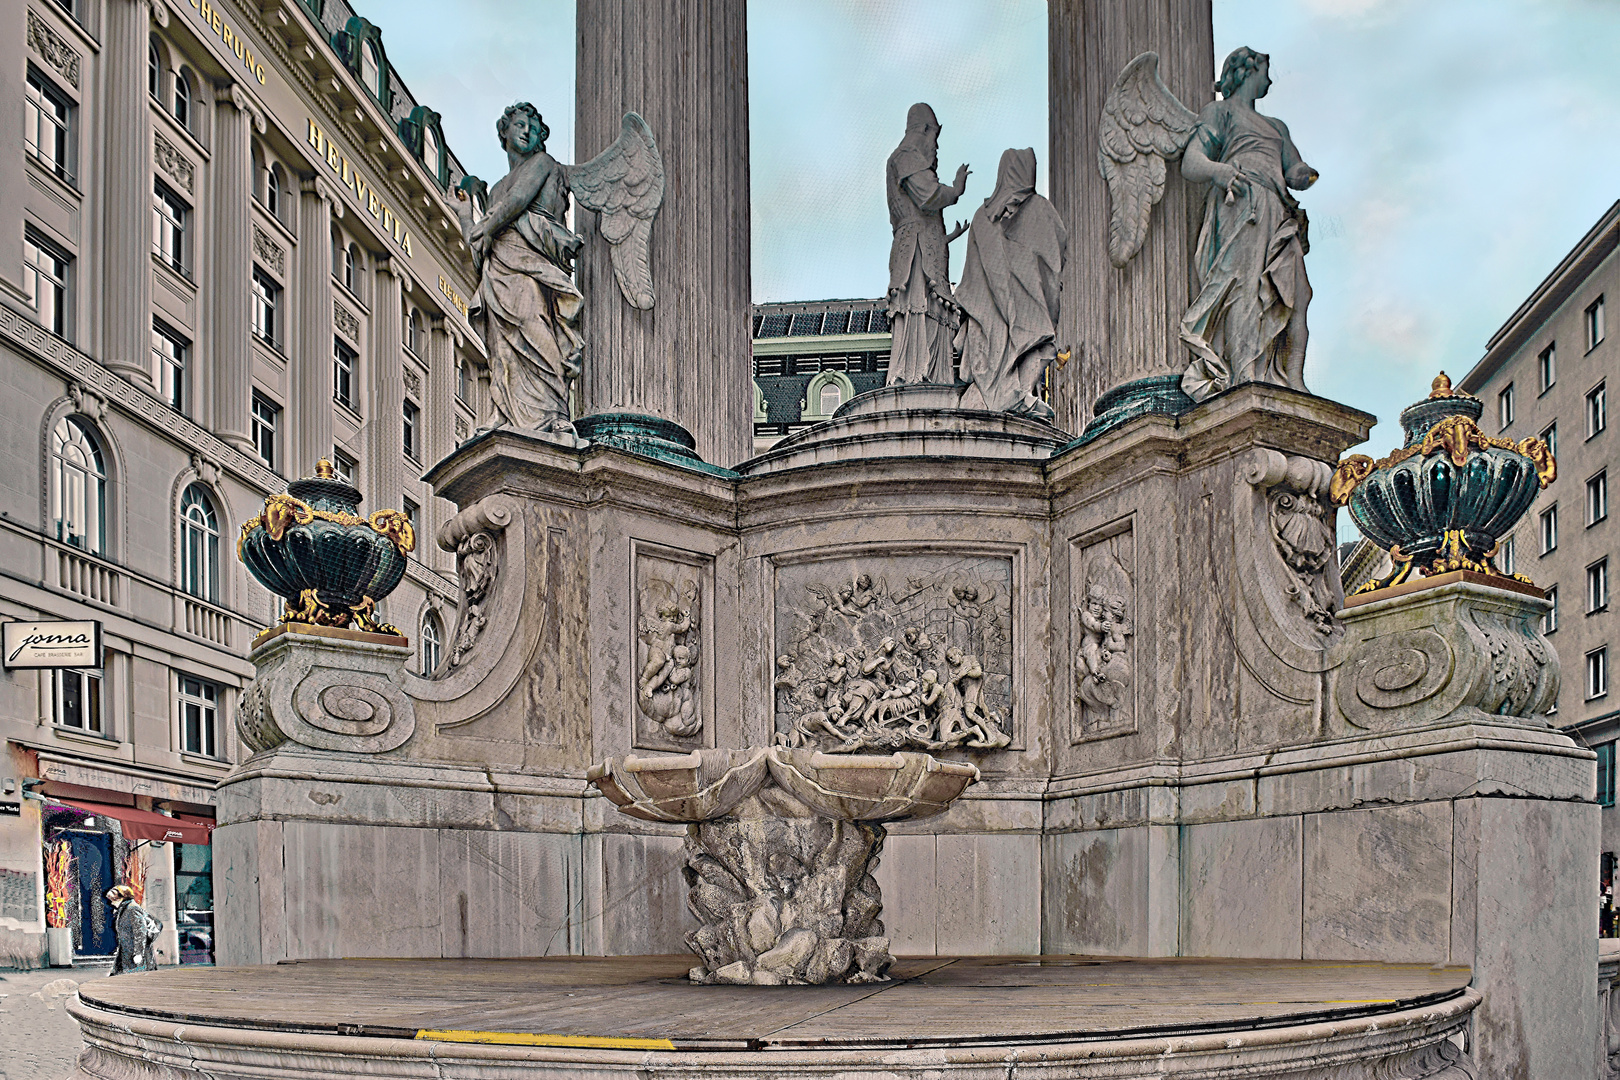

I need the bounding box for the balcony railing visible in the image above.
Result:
[179,595,234,648]
[51,543,124,609]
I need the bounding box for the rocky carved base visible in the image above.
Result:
[684,795,892,985]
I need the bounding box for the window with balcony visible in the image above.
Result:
[25,67,72,183]
[252,269,280,348]
[1591,558,1610,613]
[53,668,103,735]
[152,181,188,276]
[24,231,70,338]
[1498,382,1515,430]
[179,675,220,758]
[1538,343,1556,393]
[179,483,219,602]
[1590,382,1608,438]
[151,320,187,413]
[1590,471,1609,526]
[333,338,357,409]
[252,393,280,472]
[52,416,106,554]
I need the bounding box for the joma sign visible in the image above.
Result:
[2,621,103,669]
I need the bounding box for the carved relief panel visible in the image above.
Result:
[772,551,1014,754]
[1071,518,1137,743]
[632,542,712,752]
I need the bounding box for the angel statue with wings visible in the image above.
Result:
[1100,48,1318,403]
[456,103,664,435]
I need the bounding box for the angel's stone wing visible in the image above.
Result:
[566,112,666,310]
[1097,52,1200,268]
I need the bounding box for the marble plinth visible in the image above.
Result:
[69,956,1479,1079]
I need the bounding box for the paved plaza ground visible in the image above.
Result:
[0,965,106,1080]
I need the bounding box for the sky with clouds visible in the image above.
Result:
[381,0,1620,463]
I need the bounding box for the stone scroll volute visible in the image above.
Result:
[238,634,416,756]
[632,544,712,751]
[1070,520,1137,744]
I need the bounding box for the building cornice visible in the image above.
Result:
[1460,200,1620,394]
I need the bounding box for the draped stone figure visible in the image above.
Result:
[954,148,1067,421]
[458,104,665,434]
[1099,48,1317,403]
[884,104,970,386]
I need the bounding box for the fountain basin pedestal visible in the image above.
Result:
[587,747,979,985]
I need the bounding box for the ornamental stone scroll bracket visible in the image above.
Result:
[401,495,540,726]
[238,632,416,756]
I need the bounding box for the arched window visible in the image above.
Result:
[53,417,107,554]
[172,67,191,129]
[361,42,382,103]
[820,383,842,415]
[420,612,442,676]
[179,483,219,602]
[407,308,423,354]
[266,163,283,219]
[344,244,359,293]
[148,41,161,100]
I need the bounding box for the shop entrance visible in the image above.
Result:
[66,830,115,956]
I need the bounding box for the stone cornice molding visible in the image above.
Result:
[0,300,284,497]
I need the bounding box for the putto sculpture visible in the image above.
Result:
[885,103,970,386]
[1100,48,1317,402]
[954,147,1067,421]
[456,103,665,435]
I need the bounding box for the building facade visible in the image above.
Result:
[1458,199,1620,917]
[0,0,484,968]
[751,298,891,455]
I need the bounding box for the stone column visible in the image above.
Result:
[291,178,337,475]
[366,261,405,514]
[101,0,155,385]
[210,84,259,451]
[1046,0,1214,436]
[575,0,752,468]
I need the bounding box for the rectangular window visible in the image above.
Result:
[333,338,357,409]
[1499,383,1515,430]
[1601,743,1617,807]
[23,231,69,338]
[1591,382,1608,438]
[1591,558,1610,613]
[179,676,219,757]
[25,67,72,182]
[1591,471,1609,526]
[1544,585,1559,634]
[1589,647,1610,701]
[403,497,419,538]
[331,449,356,483]
[1499,535,1516,576]
[52,667,102,734]
[151,320,187,413]
[1538,343,1556,393]
[1541,506,1558,554]
[1589,296,1607,352]
[402,399,420,460]
[152,181,188,276]
[1542,421,1558,460]
[251,269,279,348]
[252,393,279,471]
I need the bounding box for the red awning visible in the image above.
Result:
[52,799,214,844]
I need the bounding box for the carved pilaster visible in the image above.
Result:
[210,82,255,450]
[367,259,406,518]
[291,178,336,474]
[101,0,156,384]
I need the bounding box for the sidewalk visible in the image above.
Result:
[0,963,107,1080]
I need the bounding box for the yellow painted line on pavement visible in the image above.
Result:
[415,1029,676,1050]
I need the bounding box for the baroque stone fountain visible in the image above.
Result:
[588,746,978,985]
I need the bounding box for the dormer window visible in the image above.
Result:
[361,41,382,103]
[424,125,440,179]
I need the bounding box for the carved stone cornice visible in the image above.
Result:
[27,9,81,88]
[153,130,195,194]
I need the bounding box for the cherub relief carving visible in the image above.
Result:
[637,577,701,738]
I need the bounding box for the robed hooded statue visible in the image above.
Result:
[954,148,1066,421]
[884,103,970,386]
